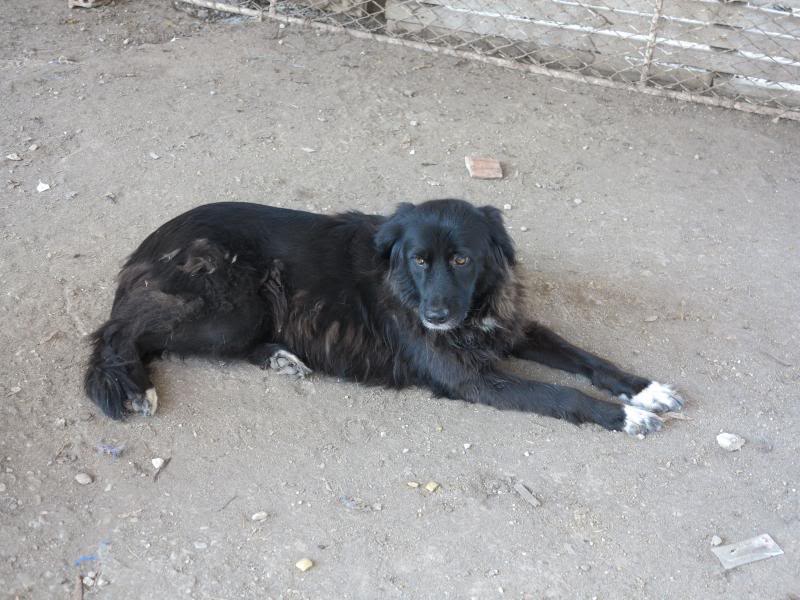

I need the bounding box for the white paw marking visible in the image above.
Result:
[627,381,684,413]
[144,388,158,416]
[129,387,158,416]
[623,405,663,437]
[268,350,312,378]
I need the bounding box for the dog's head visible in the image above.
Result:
[375,199,516,331]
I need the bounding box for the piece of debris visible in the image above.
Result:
[5,153,21,161]
[149,152,160,160]
[463,443,472,450]
[152,457,171,482]
[37,181,51,192]
[406,481,420,488]
[573,198,583,205]
[503,204,512,210]
[513,481,542,507]
[424,481,440,493]
[661,411,693,422]
[96,443,125,458]
[75,472,93,485]
[465,156,503,179]
[193,541,207,550]
[29,144,39,152]
[251,511,269,521]
[69,0,112,8]
[295,557,314,572]
[520,226,529,232]
[300,147,317,153]
[643,315,658,322]
[339,495,373,511]
[716,432,745,452]
[711,533,783,570]
[711,535,722,547]
[96,577,109,588]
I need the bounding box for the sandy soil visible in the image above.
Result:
[1,1,798,598]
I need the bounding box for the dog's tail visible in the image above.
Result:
[84,320,149,419]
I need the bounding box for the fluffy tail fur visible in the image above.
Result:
[84,320,151,419]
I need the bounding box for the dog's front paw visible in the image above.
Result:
[626,381,683,413]
[623,405,663,437]
[268,350,312,378]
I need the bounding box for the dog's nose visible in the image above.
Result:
[424,307,450,324]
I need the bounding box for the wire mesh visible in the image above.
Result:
[178,0,800,119]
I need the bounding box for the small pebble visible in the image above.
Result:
[29,144,39,151]
[0,483,6,492]
[149,152,160,160]
[406,481,420,488]
[82,576,95,587]
[5,153,21,161]
[75,473,93,485]
[694,154,700,160]
[711,535,722,546]
[295,558,314,572]
[463,443,472,450]
[573,198,583,205]
[151,457,165,470]
[409,120,419,127]
[97,577,109,588]
[87,571,97,579]
[37,181,50,193]
[716,432,745,451]
[520,226,529,232]
[503,203,512,210]
[644,315,658,322]
[424,481,440,493]
[193,541,207,550]
[251,511,269,522]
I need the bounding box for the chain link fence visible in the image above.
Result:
[178,0,800,120]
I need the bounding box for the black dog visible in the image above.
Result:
[85,199,683,435]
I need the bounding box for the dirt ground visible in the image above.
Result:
[1,1,798,598]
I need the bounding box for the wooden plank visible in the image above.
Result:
[712,72,800,103]
[387,0,800,81]
[386,0,717,86]
[656,20,800,57]
[386,0,649,55]
[415,0,800,37]
[652,40,800,81]
[404,0,800,56]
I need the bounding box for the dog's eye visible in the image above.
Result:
[452,255,469,266]
[413,256,426,266]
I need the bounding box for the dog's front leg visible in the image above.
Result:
[407,343,663,436]
[455,372,663,436]
[511,322,683,414]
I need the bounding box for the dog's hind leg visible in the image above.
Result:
[85,288,205,419]
[248,343,312,378]
[511,322,683,413]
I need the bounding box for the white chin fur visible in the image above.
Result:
[421,319,457,331]
[623,405,663,437]
[627,381,684,413]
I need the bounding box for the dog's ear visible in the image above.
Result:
[480,205,516,266]
[375,202,414,258]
